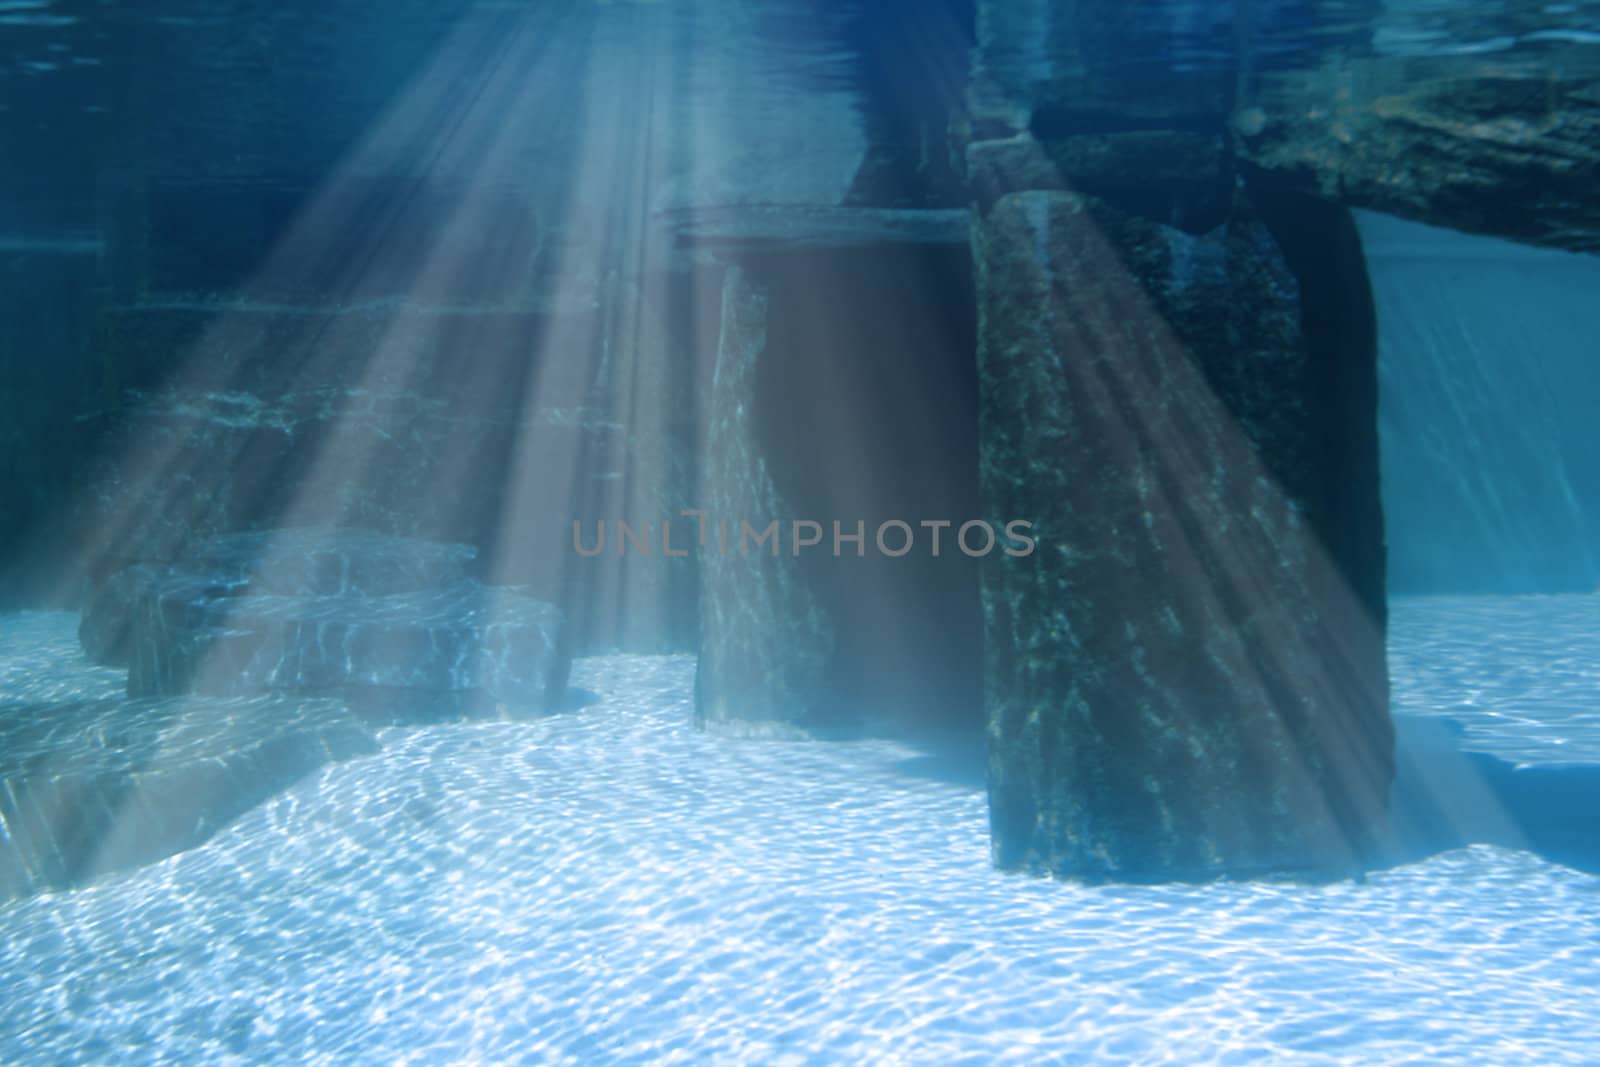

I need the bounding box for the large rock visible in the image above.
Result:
[1234,47,1600,254]
[83,529,570,719]
[970,0,1600,255]
[128,578,568,717]
[973,189,1392,882]
[80,529,477,668]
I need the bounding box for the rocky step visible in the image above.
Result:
[0,691,378,901]
[128,576,569,713]
[80,528,570,715]
[81,528,479,668]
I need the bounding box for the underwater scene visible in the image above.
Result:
[3,0,1600,1063]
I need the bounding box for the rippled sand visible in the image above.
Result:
[1391,595,1600,764]
[2,603,1598,1065]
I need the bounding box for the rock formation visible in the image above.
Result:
[0,528,574,902]
[963,0,1397,879]
[0,687,377,901]
[84,528,570,719]
[973,190,1391,880]
[693,268,835,737]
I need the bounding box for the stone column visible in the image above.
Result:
[693,265,833,736]
[973,189,1392,881]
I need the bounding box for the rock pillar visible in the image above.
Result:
[973,189,1392,881]
[693,266,834,736]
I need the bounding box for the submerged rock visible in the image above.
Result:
[0,690,379,901]
[1236,53,1600,254]
[12,529,572,901]
[79,529,479,670]
[83,529,570,719]
[128,576,567,715]
[694,267,835,737]
[972,189,1392,882]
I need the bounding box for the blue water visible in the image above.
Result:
[5,1,1600,1061]
[2,600,1597,1066]
[1365,213,1600,596]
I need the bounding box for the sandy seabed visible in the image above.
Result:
[1,599,1598,1065]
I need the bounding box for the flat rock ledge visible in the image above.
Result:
[82,528,569,717]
